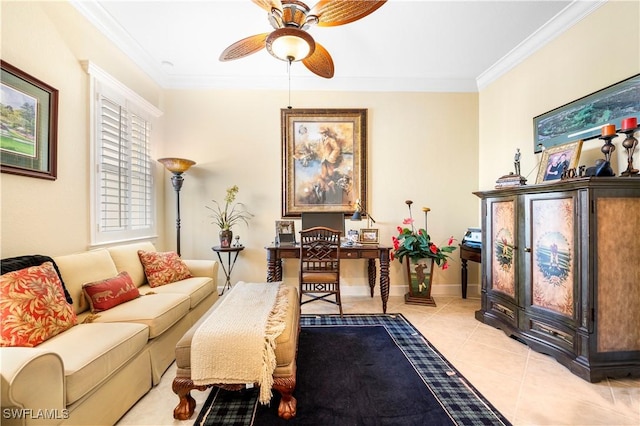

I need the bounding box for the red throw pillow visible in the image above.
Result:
[1,262,77,347]
[82,271,140,313]
[137,250,192,287]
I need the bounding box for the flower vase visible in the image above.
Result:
[404,258,436,306]
[219,229,233,248]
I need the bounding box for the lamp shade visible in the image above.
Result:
[351,211,362,221]
[266,27,315,62]
[157,158,195,174]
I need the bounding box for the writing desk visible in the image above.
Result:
[459,243,481,299]
[265,244,392,313]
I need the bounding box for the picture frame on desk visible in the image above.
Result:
[275,220,296,246]
[281,108,367,217]
[1,61,58,180]
[359,228,379,244]
[536,140,582,184]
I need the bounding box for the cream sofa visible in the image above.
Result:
[0,242,219,426]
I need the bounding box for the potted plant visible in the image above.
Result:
[391,200,456,305]
[207,185,253,248]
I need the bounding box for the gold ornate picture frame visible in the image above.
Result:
[536,140,583,184]
[281,108,367,217]
[359,228,379,244]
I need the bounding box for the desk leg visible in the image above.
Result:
[461,258,468,299]
[267,259,282,282]
[379,250,390,314]
[367,259,376,298]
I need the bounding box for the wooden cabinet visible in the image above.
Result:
[474,178,640,382]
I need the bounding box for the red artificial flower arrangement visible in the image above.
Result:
[390,201,457,269]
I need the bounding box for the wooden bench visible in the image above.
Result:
[172,284,300,420]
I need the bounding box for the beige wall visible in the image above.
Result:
[1,1,479,297]
[4,1,636,297]
[162,89,479,295]
[479,0,640,190]
[1,1,166,257]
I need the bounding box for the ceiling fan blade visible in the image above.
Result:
[302,42,334,78]
[219,33,270,61]
[310,0,386,27]
[252,0,283,13]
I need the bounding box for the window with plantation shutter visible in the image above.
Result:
[84,61,162,245]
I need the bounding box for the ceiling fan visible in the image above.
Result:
[219,0,387,79]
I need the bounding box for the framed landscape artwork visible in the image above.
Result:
[359,228,379,244]
[1,61,58,180]
[281,108,367,217]
[536,140,583,184]
[533,73,640,153]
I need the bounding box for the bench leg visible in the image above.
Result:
[172,377,209,420]
[273,376,297,419]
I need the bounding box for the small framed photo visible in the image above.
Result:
[359,228,379,244]
[536,140,583,184]
[347,229,359,243]
[275,220,296,245]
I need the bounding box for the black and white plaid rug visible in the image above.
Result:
[194,314,511,426]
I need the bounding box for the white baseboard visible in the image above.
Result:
[339,283,482,299]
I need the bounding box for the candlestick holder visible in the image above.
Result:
[620,126,639,177]
[599,134,616,163]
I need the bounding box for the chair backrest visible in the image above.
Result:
[299,227,341,276]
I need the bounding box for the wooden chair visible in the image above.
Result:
[299,227,342,316]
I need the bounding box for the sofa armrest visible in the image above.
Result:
[183,260,218,283]
[1,348,66,425]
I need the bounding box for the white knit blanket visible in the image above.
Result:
[191,281,288,404]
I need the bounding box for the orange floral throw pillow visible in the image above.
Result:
[82,271,140,313]
[137,250,192,288]
[0,262,77,347]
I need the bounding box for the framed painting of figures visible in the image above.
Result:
[281,108,367,217]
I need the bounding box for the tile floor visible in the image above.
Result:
[117,295,639,425]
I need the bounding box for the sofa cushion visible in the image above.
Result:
[54,250,119,314]
[137,250,192,287]
[38,322,149,405]
[107,242,156,287]
[88,293,190,338]
[83,271,140,313]
[0,262,77,347]
[1,255,73,304]
[138,276,214,309]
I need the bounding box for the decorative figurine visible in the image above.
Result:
[495,148,527,188]
[232,235,242,247]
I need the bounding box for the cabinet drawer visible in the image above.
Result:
[486,296,518,328]
[522,313,576,352]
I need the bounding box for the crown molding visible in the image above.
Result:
[70,0,170,87]
[72,0,605,93]
[476,0,606,90]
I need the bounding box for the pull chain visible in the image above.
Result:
[287,57,292,109]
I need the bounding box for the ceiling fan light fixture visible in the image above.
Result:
[266,27,315,62]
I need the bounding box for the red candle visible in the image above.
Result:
[621,117,638,131]
[601,124,616,137]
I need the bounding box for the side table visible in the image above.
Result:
[459,243,481,299]
[211,245,244,295]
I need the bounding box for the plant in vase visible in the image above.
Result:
[391,200,456,304]
[207,185,253,248]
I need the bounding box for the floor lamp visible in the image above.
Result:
[158,157,195,256]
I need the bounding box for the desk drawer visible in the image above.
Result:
[342,250,361,259]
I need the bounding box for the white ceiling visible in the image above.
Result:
[70,0,605,92]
